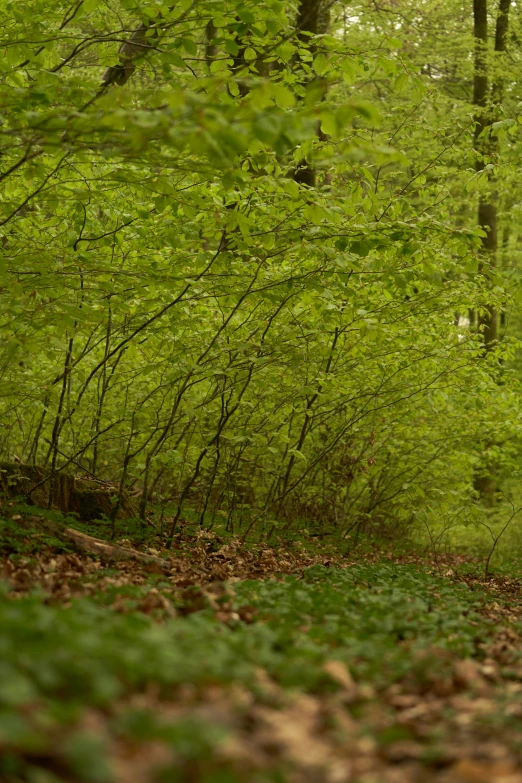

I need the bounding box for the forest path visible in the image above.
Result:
[2,506,522,783]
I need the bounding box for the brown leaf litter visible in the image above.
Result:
[0,527,341,613]
[4,525,522,782]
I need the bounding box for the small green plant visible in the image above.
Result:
[0,561,507,781]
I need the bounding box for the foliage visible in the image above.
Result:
[1,0,522,542]
[5,6,522,776]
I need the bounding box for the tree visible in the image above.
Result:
[473,0,511,350]
[1,0,522,544]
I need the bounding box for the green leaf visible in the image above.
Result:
[393,72,409,92]
[350,240,371,257]
[272,83,295,109]
[313,53,328,75]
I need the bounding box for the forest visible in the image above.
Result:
[3,0,522,780]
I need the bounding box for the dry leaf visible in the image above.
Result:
[453,659,483,690]
[323,660,357,694]
[450,759,522,783]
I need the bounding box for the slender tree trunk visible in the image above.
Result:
[472,0,511,505]
[499,225,511,332]
[92,304,112,474]
[474,0,510,350]
[47,337,74,507]
[473,0,494,342]
[205,21,216,67]
[292,0,323,187]
[28,391,50,464]
[102,23,154,87]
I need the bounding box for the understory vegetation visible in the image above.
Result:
[3,0,522,549]
[4,0,522,780]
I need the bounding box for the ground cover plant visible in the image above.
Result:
[4,0,522,780]
[3,506,522,782]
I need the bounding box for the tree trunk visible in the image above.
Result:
[473,0,493,340]
[472,0,511,505]
[292,0,323,187]
[474,0,510,351]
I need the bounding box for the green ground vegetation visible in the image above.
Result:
[2,508,522,783]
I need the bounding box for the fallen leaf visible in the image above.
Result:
[450,759,521,783]
[323,660,357,694]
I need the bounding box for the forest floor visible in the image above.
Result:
[2,502,522,783]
